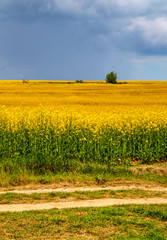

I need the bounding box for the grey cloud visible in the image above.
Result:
[120,16,167,55]
[1,0,167,56]
[0,0,166,24]
[127,17,167,46]
[0,0,161,20]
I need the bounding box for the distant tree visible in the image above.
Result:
[105,71,117,84]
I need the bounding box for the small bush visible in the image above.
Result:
[75,80,83,83]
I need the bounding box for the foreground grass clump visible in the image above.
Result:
[0,205,167,239]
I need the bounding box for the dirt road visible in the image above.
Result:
[0,185,167,212]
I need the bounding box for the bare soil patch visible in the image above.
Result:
[0,198,167,212]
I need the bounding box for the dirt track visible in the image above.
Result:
[0,198,167,212]
[0,185,167,195]
[0,185,167,212]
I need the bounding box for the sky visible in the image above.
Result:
[0,0,167,80]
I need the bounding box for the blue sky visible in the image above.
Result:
[1,0,167,80]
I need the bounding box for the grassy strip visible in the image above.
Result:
[0,190,167,204]
[0,205,166,239]
[0,163,167,187]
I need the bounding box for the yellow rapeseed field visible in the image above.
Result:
[0,80,167,130]
[0,80,167,169]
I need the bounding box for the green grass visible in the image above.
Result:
[0,189,167,204]
[0,118,167,171]
[0,116,167,187]
[0,164,167,187]
[0,205,166,239]
[0,163,167,187]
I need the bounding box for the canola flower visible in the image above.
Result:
[0,80,167,171]
[0,80,167,129]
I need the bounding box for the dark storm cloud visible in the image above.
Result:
[1,0,167,80]
[0,0,78,23]
[1,0,167,56]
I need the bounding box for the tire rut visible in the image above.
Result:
[0,198,167,212]
[1,185,167,212]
